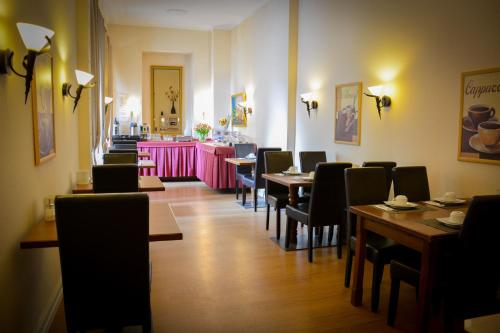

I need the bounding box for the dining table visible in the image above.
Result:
[138,151,150,159]
[349,202,469,332]
[138,159,156,169]
[20,201,182,249]
[261,173,313,244]
[72,175,165,194]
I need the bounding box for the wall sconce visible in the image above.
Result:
[104,96,113,114]
[62,69,94,112]
[0,23,55,103]
[364,85,391,119]
[237,101,253,116]
[300,92,318,118]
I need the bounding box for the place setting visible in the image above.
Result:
[417,210,465,232]
[424,191,467,208]
[373,195,434,213]
[282,165,303,176]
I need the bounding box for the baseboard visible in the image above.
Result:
[38,282,62,333]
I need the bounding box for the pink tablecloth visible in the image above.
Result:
[195,142,236,189]
[138,141,197,178]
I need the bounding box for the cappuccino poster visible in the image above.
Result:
[458,67,500,165]
[335,82,362,145]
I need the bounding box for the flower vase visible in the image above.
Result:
[198,133,206,143]
[170,100,176,114]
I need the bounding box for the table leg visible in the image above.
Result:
[287,186,299,243]
[416,241,438,332]
[351,215,367,306]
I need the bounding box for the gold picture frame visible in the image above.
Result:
[457,67,500,165]
[151,65,183,135]
[231,92,247,127]
[32,53,56,165]
[334,82,362,145]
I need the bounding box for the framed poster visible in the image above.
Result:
[458,67,500,165]
[151,65,183,134]
[32,53,55,165]
[335,82,362,145]
[231,92,246,127]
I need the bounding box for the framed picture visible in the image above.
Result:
[231,92,246,127]
[32,53,55,165]
[151,65,183,134]
[458,67,500,165]
[335,82,362,145]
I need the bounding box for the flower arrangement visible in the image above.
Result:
[218,117,228,127]
[194,123,212,142]
[165,86,179,102]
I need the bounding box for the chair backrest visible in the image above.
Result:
[234,143,256,174]
[92,164,139,193]
[55,193,150,331]
[113,140,137,145]
[264,151,293,196]
[113,143,137,150]
[254,147,281,188]
[308,162,352,227]
[345,167,388,237]
[362,161,396,196]
[392,166,430,202]
[108,149,139,163]
[103,153,138,165]
[299,151,327,173]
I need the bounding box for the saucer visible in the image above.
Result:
[436,217,463,228]
[433,198,466,206]
[469,134,500,154]
[462,116,477,133]
[283,171,302,175]
[384,201,418,210]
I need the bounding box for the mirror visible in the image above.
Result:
[151,66,183,134]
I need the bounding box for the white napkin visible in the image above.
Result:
[374,204,395,212]
[424,200,445,208]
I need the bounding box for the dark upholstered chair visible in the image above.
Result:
[387,195,500,329]
[392,166,430,202]
[234,143,256,200]
[92,164,139,193]
[286,162,352,262]
[362,161,396,196]
[103,153,138,165]
[113,140,137,145]
[242,148,281,212]
[108,149,139,162]
[299,151,327,173]
[345,167,418,312]
[113,143,137,150]
[264,151,294,239]
[55,193,151,332]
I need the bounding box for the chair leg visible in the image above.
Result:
[328,225,334,244]
[285,217,291,248]
[371,259,384,312]
[253,188,258,212]
[276,207,281,240]
[242,185,247,205]
[235,176,239,199]
[308,225,314,263]
[387,277,400,326]
[336,224,342,259]
[266,204,270,230]
[345,248,353,287]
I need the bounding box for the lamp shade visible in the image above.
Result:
[368,85,385,97]
[16,23,54,52]
[300,92,313,101]
[75,69,94,85]
[105,96,113,105]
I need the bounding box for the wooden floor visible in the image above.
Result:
[49,182,419,333]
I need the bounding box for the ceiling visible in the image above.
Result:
[99,0,271,30]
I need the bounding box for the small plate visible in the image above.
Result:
[433,198,466,206]
[436,217,463,228]
[301,176,314,181]
[469,134,500,154]
[283,171,302,175]
[384,201,418,210]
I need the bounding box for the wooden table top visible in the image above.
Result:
[72,176,165,194]
[138,151,150,158]
[262,173,313,188]
[20,201,182,249]
[138,159,156,169]
[225,157,256,166]
[350,203,467,242]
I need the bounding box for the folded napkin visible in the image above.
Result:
[424,200,445,208]
[374,204,396,212]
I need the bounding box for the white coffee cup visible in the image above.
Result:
[444,192,457,201]
[395,195,408,205]
[449,211,465,224]
[76,170,90,185]
[309,171,315,178]
[288,166,298,173]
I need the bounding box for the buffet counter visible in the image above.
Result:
[137,141,236,190]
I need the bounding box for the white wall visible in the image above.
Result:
[295,0,500,197]
[0,0,84,331]
[230,0,290,148]
[108,25,212,134]
[212,30,231,129]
